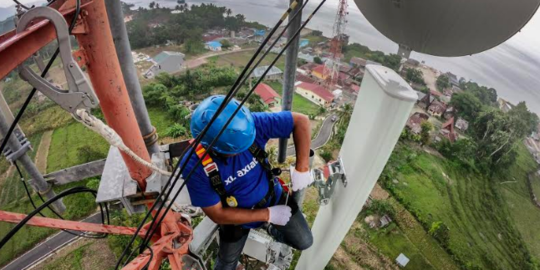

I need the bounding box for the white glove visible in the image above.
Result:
[268,205,292,226]
[291,167,314,192]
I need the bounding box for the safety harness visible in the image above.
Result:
[193,142,281,208]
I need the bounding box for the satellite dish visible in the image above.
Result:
[353,0,540,57]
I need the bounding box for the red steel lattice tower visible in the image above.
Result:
[324,0,348,90]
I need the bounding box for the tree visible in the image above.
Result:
[221,39,232,50]
[429,221,450,248]
[381,54,401,71]
[420,121,433,146]
[436,75,450,91]
[164,123,187,138]
[318,106,326,115]
[404,68,425,85]
[142,83,168,106]
[449,92,483,122]
[149,1,156,9]
[314,57,323,64]
[319,147,333,163]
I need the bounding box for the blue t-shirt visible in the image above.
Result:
[181,111,294,227]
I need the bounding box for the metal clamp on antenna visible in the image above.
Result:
[16,7,99,115]
[313,157,347,205]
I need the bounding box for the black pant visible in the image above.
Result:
[214,196,313,270]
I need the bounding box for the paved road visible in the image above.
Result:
[1,213,102,270]
[287,114,336,156]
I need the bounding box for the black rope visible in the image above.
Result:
[113,1,308,268]
[138,0,311,253]
[14,162,109,239]
[0,186,102,250]
[139,0,326,258]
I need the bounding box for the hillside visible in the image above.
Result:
[373,142,540,269]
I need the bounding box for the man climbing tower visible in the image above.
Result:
[182,95,314,270]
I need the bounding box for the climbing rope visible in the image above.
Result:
[74,109,172,176]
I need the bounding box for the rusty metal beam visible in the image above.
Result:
[0,0,92,80]
[74,0,152,186]
[0,210,148,236]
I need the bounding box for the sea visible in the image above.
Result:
[104,0,540,114]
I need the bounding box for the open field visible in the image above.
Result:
[499,144,540,260]
[147,106,175,138]
[47,122,109,173]
[531,172,540,202]
[214,50,287,72]
[292,93,319,116]
[35,239,115,270]
[380,142,539,269]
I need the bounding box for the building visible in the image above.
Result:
[144,51,185,79]
[295,82,334,107]
[415,90,426,102]
[299,39,309,48]
[430,89,443,98]
[254,83,281,107]
[350,57,367,67]
[205,41,222,51]
[455,117,469,131]
[351,84,360,97]
[428,101,447,117]
[443,87,454,97]
[444,72,459,87]
[202,34,223,42]
[298,52,315,63]
[396,254,410,268]
[406,112,430,134]
[439,117,458,142]
[443,106,455,120]
[498,98,515,113]
[251,66,283,81]
[311,64,332,81]
[418,91,434,109]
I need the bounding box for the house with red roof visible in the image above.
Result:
[254,83,281,107]
[439,117,458,143]
[295,82,334,107]
[311,64,334,81]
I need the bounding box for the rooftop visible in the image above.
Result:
[252,65,283,78]
[153,51,185,64]
[205,41,222,48]
[296,82,334,102]
[254,83,281,104]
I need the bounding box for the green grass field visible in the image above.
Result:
[498,144,540,260]
[363,223,435,270]
[531,172,540,203]
[214,51,286,72]
[0,125,99,267]
[47,123,109,173]
[19,105,74,137]
[292,93,319,115]
[0,132,43,207]
[147,106,175,136]
[379,143,539,269]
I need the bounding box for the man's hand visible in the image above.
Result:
[291,167,314,191]
[268,205,292,226]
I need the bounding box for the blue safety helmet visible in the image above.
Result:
[190,95,256,155]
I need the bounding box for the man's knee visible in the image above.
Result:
[294,230,313,250]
